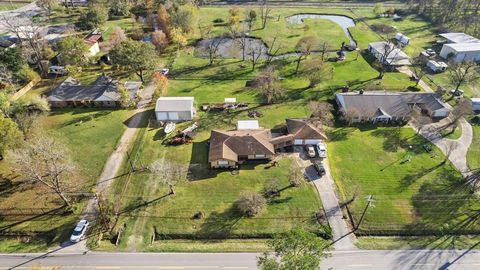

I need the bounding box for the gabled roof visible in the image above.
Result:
[369,41,411,66]
[336,91,450,118]
[208,129,275,162]
[286,118,328,141]
[374,108,391,118]
[47,75,140,103]
[439,33,480,44]
[155,97,194,112]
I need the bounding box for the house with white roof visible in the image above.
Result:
[155,97,196,122]
[439,33,480,63]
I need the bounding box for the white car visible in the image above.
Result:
[426,48,436,56]
[70,219,89,242]
[160,68,169,75]
[306,145,316,158]
[316,143,327,158]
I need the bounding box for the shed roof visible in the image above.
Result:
[155,97,194,112]
[439,33,480,44]
[442,43,480,53]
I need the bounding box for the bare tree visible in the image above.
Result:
[259,0,272,30]
[289,161,303,187]
[409,108,433,134]
[265,35,281,65]
[148,158,185,195]
[96,195,115,233]
[308,101,334,127]
[253,66,282,104]
[237,30,248,61]
[248,41,264,71]
[301,58,333,87]
[319,40,331,61]
[294,36,317,74]
[11,136,76,207]
[236,191,266,217]
[14,112,40,140]
[374,40,398,79]
[410,56,427,86]
[1,18,46,74]
[206,37,223,65]
[448,99,472,124]
[448,61,480,92]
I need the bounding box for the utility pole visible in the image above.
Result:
[355,195,374,230]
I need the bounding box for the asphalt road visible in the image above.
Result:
[1,249,480,270]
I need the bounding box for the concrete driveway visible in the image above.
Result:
[292,147,357,250]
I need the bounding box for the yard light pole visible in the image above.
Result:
[355,195,375,231]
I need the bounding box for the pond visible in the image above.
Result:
[285,14,357,47]
[196,37,270,59]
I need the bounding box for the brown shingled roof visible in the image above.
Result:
[208,129,275,162]
[286,119,328,141]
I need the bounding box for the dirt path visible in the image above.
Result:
[51,82,157,253]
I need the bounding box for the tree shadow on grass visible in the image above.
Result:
[406,168,478,234]
[196,205,243,239]
[326,127,355,141]
[61,110,112,127]
[398,161,446,190]
[371,127,405,152]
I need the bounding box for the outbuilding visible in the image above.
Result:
[395,33,410,46]
[438,33,480,63]
[472,98,480,111]
[426,60,448,73]
[368,41,411,66]
[155,97,196,122]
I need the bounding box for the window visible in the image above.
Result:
[218,160,229,165]
[254,154,266,158]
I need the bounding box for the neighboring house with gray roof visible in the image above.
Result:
[368,41,411,66]
[336,91,450,124]
[47,75,141,107]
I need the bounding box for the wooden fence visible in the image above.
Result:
[10,77,40,102]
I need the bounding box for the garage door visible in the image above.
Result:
[294,139,303,145]
[156,112,168,120]
[168,112,179,120]
[304,139,321,145]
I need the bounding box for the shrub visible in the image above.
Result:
[213,18,224,24]
[263,178,281,198]
[289,162,304,187]
[236,191,266,217]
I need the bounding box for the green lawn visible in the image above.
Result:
[468,124,480,170]
[440,125,462,140]
[0,2,24,11]
[328,126,480,235]
[356,235,480,250]
[0,108,132,251]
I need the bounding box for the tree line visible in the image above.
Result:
[406,0,480,37]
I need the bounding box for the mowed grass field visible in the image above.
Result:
[328,126,480,234]
[468,124,480,170]
[0,108,132,252]
[107,120,323,251]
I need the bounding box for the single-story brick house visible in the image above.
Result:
[270,119,328,149]
[208,119,328,168]
[47,75,141,107]
[208,128,275,169]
